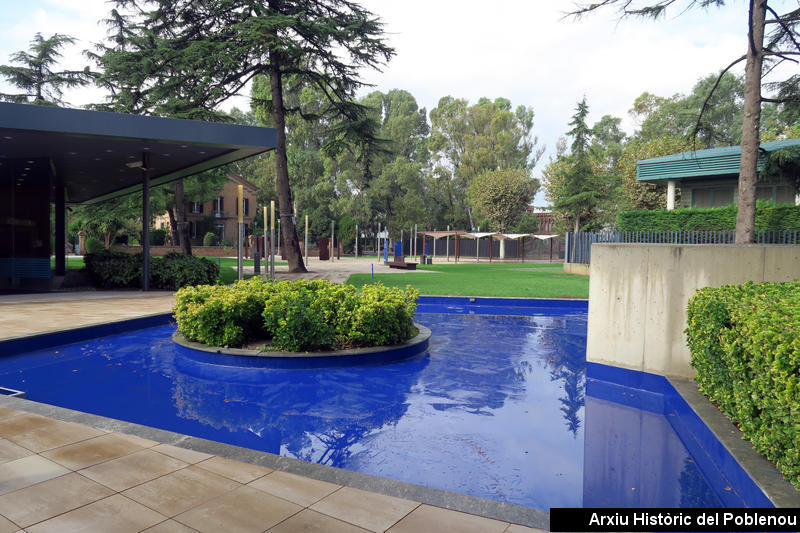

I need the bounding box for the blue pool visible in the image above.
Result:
[0,297,768,510]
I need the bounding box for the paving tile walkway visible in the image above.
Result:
[0,405,544,532]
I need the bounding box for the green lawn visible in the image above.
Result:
[347,262,588,299]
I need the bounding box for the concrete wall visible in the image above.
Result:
[563,263,590,276]
[587,244,800,378]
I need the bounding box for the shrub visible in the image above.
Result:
[175,278,276,346]
[345,284,419,347]
[150,252,220,291]
[686,281,800,488]
[618,202,800,232]
[262,281,335,351]
[173,279,419,351]
[84,250,140,288]
[149,228,167,246]
[85,251,220,290]
[202,231,217,246]
[85,237,105,254]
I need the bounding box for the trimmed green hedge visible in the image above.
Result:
[686,281,800,488]
[174,278,420,351]
[84,250,219,290]
[618,203,800,231]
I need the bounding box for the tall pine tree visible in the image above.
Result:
[92,0,394,272]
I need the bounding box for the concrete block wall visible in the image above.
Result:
[586,244,800,378]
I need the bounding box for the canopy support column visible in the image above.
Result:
[54,173,66,276]
[141,152,151,291]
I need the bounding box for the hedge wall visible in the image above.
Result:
[84,250,219,289]
[618,203,800,232]
[686,281,800,489]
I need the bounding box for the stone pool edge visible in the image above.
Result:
[0,393,549,530]
[172,323,431,362]
[668,377,800,509]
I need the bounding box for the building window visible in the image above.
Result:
[213,196,224,214]
[756,185,796,205]
[189,221,197,238]
[190,201,203,214]
[216,224,225,242]
[692,187,734,208]
[243,198,249,216]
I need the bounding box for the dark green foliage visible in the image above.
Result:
[149,228,167,246]
[84,251,219,290]
[0,32,91,105]
[512,212,539,233]
[149,252,219,291]
[173,279,419,352]
[85,237,106,254]
[84,250,140,288]
[338,216,357,253]
[618,203,800,231]
[202,232,217,247]
[686,282,800,488]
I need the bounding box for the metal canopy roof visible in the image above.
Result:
[0,102,277,204]
[637,138,800,183]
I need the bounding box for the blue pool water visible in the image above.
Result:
[0,298,762,509]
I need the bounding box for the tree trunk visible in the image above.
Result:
[167,205,180,247]
[174,179,192,256]
[269,48,307,272]
[735,0,766,243]
[574,215,580,234]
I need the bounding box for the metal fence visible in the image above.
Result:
[565,230,800,264]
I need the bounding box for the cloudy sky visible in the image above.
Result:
[0,1,766,204]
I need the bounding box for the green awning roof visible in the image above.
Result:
[637,138,800,182]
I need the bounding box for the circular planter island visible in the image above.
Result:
[172,323,431,368]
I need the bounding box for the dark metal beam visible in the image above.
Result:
[54,172,66,276]
[142,152,150,292]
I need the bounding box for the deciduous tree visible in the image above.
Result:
[468,168,538,233]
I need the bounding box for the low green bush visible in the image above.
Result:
[618,202,800,231]
[174,278,420,351]
[262,280,335,351]
[174,278,275,346]
[150,252,219,291]
[85,251,220,290]
[85,237,105,254]
[686,281,800,488]
[84,250,140,288]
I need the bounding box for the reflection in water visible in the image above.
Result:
[680,457,723,508]
[583,394,723,508]
[0,305,731,510]
[162,312,590,508]
[535,320,586,438]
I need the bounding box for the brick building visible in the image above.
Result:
[156,174,259,245]
[524,207,556,234]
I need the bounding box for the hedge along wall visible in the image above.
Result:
[686,281,800,489]
[618,203,800,232]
